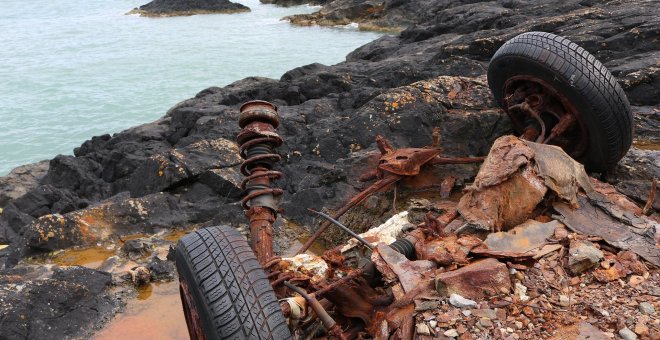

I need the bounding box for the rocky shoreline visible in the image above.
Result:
[1,0,658,338]
[285,0,427,32]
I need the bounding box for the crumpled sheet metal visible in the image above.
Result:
[416,234,482,266]
[458,164,547,231]
[341,211,414,253]
[483,219,559,253]
[468,135,534,190]
[323,277,389,325]
[590,178,643,215]
[523,140,594,206]
[587,189,656,233]
[458,135,594,231]
[554,195,660,267]
[370,303,415,340]
[434,258,511,300]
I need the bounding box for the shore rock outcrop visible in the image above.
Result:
[286,0,441,32]
[0,161,48,209]
[1,0,659,338]
[0,266,119,339]
[128,0,250,17]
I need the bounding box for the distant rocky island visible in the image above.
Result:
[128,0,250,17]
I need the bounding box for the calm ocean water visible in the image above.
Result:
[0,0,382,175]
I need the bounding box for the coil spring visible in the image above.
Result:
[238,134,284,210]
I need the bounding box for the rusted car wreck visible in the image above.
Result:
[173,32,658,339]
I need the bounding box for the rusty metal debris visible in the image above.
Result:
[283,281,346,339]
[504,75,587,157]
[297,127,484,254]
[554,195,660,267]
[457,135,597,232]
[237,100,284,263]
[264,132,658,339]
[483,220,558,253]
[226,102,659,339]
[642,178,657,216]
[435,258,511,300]
[308,208,374,250]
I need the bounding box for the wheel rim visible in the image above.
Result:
[179,277,206,340]
[502,75,589,159]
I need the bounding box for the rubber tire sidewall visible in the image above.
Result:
[176,247,220,340]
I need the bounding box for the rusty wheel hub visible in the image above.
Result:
[503,75,589,158]
[179,278,206,340]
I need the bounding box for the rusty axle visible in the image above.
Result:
[284,281,339,334]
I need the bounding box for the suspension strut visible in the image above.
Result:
[236,100,284,263]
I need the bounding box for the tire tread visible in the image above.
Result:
[176,226,292,340]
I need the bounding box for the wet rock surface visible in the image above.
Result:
[0,266,120,339]
[0,161,49,210]
[0,0,659,338]
[128,0,250,17]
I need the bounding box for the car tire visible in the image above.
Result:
[175,226,292,340]
[488,31,633,172]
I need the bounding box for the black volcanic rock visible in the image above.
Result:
[129,0,250,17]
[0,266,119,339]
[0,161,48,209]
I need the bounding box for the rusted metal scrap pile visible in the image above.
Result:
[262,131,659,339]
[236,100,658,340]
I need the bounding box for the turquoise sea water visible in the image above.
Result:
[0,0,382,175]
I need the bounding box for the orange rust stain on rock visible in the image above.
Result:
[162,230,191,242]
[51,246,116,269]
[136,283,153,300]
